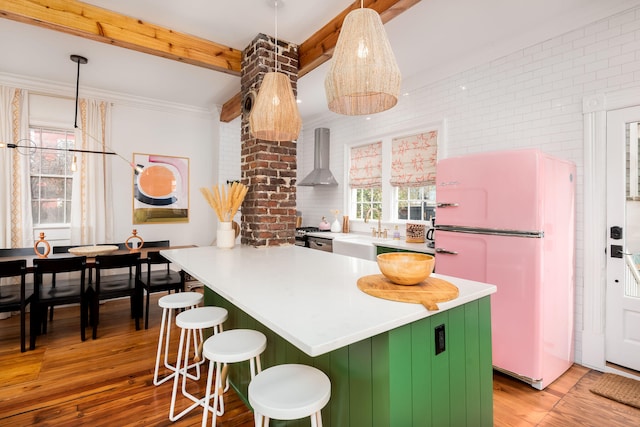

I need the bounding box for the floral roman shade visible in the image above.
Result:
[390,131,438,187]
[349,141,382,189]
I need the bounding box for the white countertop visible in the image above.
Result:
[307,231,435,255]
[162,245,495,357]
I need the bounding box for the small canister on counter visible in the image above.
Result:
[342,215,349,233]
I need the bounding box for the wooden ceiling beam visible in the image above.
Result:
[220,0,420,122]
[0,0,420,122]
[0,0,242,75]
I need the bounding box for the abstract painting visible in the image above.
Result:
[132,153,189,224]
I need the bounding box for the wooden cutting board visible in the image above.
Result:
[357,274,459,310]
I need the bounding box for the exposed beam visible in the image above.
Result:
[0,0,419,122]
[220,92,243,123]
[220,0,420,122]
[0,0,242,75]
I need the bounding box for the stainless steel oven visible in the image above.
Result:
[295,227,332,251]
[306,235,333,252]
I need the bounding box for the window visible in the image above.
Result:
[29,127,75,225]
[396,185,436,221]
[348,129,439,223]
[353,187,382,220]
[349,141,382,220]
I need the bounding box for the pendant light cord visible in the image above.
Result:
[274,0,279,72]
[73,58,80,129]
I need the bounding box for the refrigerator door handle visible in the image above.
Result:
[435,248,458,255]
[437,202,459,208]
[436,225,544,238]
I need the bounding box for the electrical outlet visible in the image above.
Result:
[435,324,446,355]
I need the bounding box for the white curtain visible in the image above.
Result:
[69,99,114,245]
[0,86,33,248]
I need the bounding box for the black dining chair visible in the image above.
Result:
[0,247,44,257]
[0,259,32,352]
[138,251,185,329]
[139,240,170,248]
[30,256,93,350]
[90,252,142,338]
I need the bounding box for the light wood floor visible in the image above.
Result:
[1,294,639,426]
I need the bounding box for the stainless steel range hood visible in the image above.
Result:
[298,128,338,186]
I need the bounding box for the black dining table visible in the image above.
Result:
[1,245,195,273]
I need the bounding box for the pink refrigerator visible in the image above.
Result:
[435,149,575,390]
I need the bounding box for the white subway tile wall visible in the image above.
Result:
[219,117,242,224]
[220,6,640,364]
[219,117,241,184]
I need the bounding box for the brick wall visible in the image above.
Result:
[240,34,299,246]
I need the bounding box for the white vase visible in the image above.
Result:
[331,218,341,232]
[217,221,236,249]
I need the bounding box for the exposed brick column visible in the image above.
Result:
[240,34,298,247]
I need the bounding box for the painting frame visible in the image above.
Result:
[132,153,189,224]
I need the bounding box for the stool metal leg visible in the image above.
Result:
[153,307,170,385]
[312,411,322,427]
[254,413,269,427]
[170,327,206,421]
[154,304,201,386]
[202,360,229,427]
[169,327,187,421]
[202,354,262,427]
[201,359,216,427]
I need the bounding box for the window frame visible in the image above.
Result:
[394,185,437,222]
[346,124,443,226]
[28,126,76,227]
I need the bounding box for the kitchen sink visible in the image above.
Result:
[332,236,382,261]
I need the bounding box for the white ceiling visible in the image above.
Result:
[1,0,638,120]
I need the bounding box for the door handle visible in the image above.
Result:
[435,248,458,255]
[610,226,623,240]
[611,245,623,258]
[437,203,459,208]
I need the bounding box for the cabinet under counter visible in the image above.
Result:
[161,245,496,426]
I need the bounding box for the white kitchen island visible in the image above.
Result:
[162,245,496,427]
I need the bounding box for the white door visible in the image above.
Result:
[606,107,640,371]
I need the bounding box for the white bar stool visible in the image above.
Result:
[201,329,267,427]
[153,291,204,386]
[170,306,228,421]
[249,364,331,427]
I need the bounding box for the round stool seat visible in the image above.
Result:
[158,291,203,309]
[202,329,267,363]
[249,364,331,421]
[176,306,228,330]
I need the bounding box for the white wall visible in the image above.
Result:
[218,117,242,227]
[293,5,640,365]
[109,102,219,247]
[10,83,220,248]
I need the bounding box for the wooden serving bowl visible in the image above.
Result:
[376,252,435,285]
[68,245,119,256]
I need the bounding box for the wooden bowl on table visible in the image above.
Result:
[68,245,119,256]
[376,252,435,285]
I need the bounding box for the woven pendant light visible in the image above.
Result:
[249,0,301,141]
[250,71,302,141]
[325,7,401,115]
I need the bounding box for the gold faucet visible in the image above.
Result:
[365,207,383,238]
